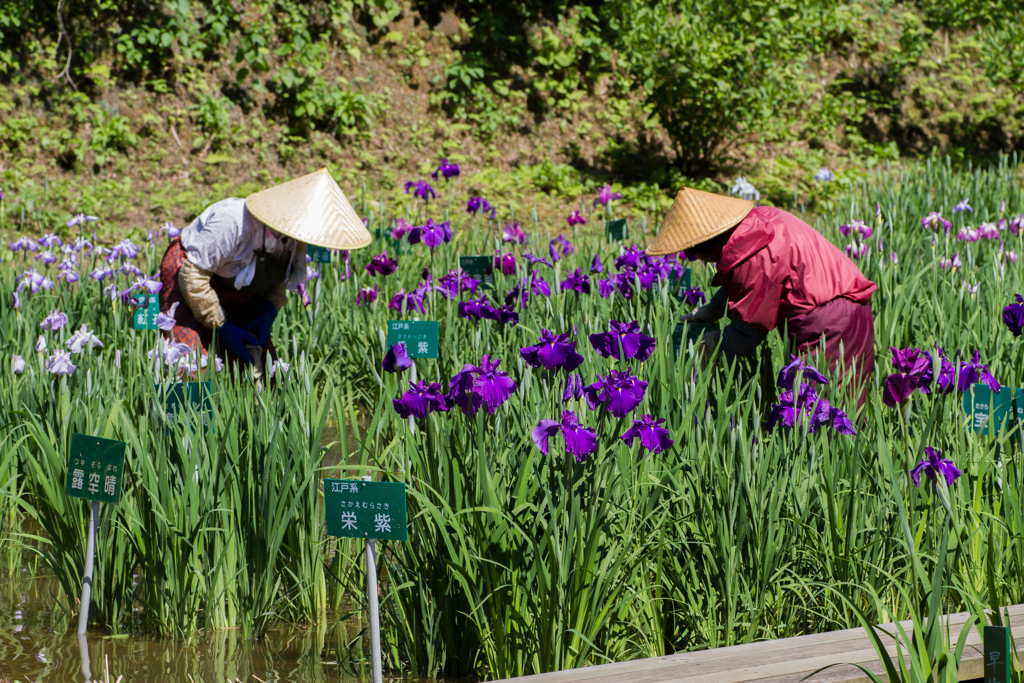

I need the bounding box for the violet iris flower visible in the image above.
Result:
[529,272,550,297]
[882,347,933,406]
[66,213,99,228]
[589,320,656,362]
[560,268,590,294]
[590,254,604,273]
[621,415,674,453]
[365,251,398,276]
[392,380,449,419]
[448,354,517,415]
[11,237,37,252]
[839,220,872,240]
[46,350,77,376]
[953,198,972,213]
[956,350,1000,392]
[466,197,495,218]
[681,287,706,307]
[481,303,519,326]
[615,245,645,271]
[502,222,528,245]
[121,276,162,302]
[911,447,962,487]
[11,355,25,375]
[777,355,829,391]
[161,222,181,239]
[35,335,46,353]
[404,180,437,201]
[531,410,598,461]
[19,269,54,293]
[956,227,979,243]
[437,270,480,299]
[563,373,583,401]
[383,342,413,374]
[551,234,575,257]
[107,239,141,262]
[1003,295,1024,336]
[390,217,414,241]
[408,219,453,249]
[36,251,57,265]
[583,369,648,417]
[431,158,460,181]
[356,285,379,306]
[156,302,179,331]
[38,233,62,249]
[494,251,516,276]
[459,296,491,321]
[597,279,614,298]
[40,310,68,331]
[523,252,553,268]
[593,184,623,207]
[923,212,951,234]
[520,329,584,372]
[979,222,999,240]
[389,287,427,315]
[938,253,962,270]
[66,324,103,353]
[566,210,586,227]
[767,383,855,435]
[814,168,835,183]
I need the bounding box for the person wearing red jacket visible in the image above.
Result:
[647,186,876,400]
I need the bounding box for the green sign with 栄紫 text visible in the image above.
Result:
[386,320,438,358]
[65,433,127,504]
[459,255,494,289]
[132,294,160,330]
[324,479,408,541]
[307,245,332,263]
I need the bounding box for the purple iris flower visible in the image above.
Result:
[523,252,553,268]
[530,272,550,297]
[107,239,141,262]
[156,302,179,331]
[481,303,519,326]
[922,212,951,235]
[939,253,962,270]
[548,242,561,263]
[502,222,528,245]
[531,410,598,462]
[66,324,103,353]
[681,287,706,307]
[621,415,674,454]
[1003,295,1024,336]
[365,251,398,276]
[566,210,586,227]
[777,355,829,390]
[583,368,648,417]
[408,219,453,249]
[404,180,437,201]
[589,320,656,362]
[160,222,181,239]
[494,251,516,276]
[590,254,604,273]
[36,251,57,265]
[11,355,25,375]
[882,347,934,406]
[45,350,77,376]
[356,285,379,306]
[431,158,461,181]
[122,276,162,302]
[459,296,492,321]
[19,269,54,293]
[58,269,79,284]
[11,237,37,252]
[767,383,854,435]
[466,197,495,218]
[448,354,517,415]
[551,235,575,257]
[563,373,583,401]
[40,310,68,331]
[389,287,427,315]
[38,233,62,249]
[615,245,645,271]
[66,213,99,228]
[979,222,999,240]
[383,342,413,374]
[597,279,614,298]
[953,198,972,213]
[390,217,414,241]
[956,350,1000,392]
[611,273,634,298]
[437,270,480,299]
[593,184,623,207]
[520,329,584,372]
[119,264,145,278]
[911,447,962,487]
[392,380,449,419]
[839,220,872,240]
[560,268,591,294]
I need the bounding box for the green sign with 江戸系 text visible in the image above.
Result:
[459,255,494,289]
[386,320,438,358]
[307,245,332,263]
[132,294,160,330]
[65,433,126,504]
[324,479,408,541]
[156,381,212,429]
[984,625,1013,683]
[606,218,627,241]
[962,384,1023,435]
[672,321,717,360]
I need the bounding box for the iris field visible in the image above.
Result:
[2,157,1024,681]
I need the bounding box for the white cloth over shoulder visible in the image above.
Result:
[180,197,306,292]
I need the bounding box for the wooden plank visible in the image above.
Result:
[488,605,1024,683]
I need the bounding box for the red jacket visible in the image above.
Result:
[711,206,876,331]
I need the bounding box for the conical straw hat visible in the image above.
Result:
[645,186,754,256]
[245,168,371,250]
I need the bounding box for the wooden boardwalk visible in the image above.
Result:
[489,604,1024,683]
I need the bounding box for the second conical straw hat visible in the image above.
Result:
[645,186,754,256]
[245,168,372,250]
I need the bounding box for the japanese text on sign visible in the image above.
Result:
[132,294,160,330]
[65,433,126,505]
[324,479,408,541]
[386,320,438,358]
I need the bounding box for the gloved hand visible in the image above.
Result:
[697,330,721,369]
[217,320,258,364]
[244,301,279,348]
[680,303,723,324]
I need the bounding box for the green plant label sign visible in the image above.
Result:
[672,321,717,360]
[386,320,438,358]
[158,381,212,428]
[984,625,1013,683]
[307,245,332,263]
[459,255,494,289]
[65,433,126,505]
[962,384,1021,435]
[324,479,408,541]
[668,268,694,302]
[606,218,627,241]
[374,227,404,255]
[132,294,160,330]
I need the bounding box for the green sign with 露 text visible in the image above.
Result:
[984,625,1013,683]
[672,321,717,360]
[962,384,1023,435]
[324,479,408,541]
[386,320,438,358]
[65,433,126,504]
[307,245,332,264]
[606,218,627,241]
[459,255,494,289]
[132,294,160,330]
